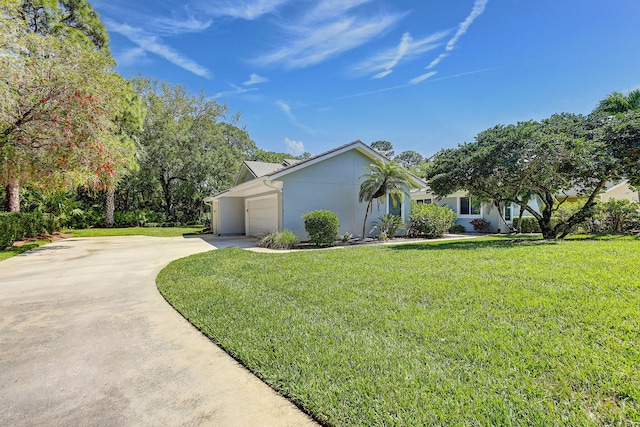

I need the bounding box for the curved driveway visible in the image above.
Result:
[0,236,317,426]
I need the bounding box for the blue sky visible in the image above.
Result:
[92,0,640,158]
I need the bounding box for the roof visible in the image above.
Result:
[244,161,285,178]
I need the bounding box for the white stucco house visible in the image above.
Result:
[204,140,425,240]
[410,188,523,233]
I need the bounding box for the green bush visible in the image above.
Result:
[301,210,339,246]
[0,211,56,250]
[512,216,541,233]
[596,199,640,233]
[408,202,456,237]
[373,214,405,239]
[258,230,299,249]
[448,224,466,234]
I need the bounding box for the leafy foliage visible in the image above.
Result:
[469,218,491,232]
[408,202,457,237]
[301,210,339,246]
[0,210,55,249]
[258,230,299,249]
[428,110,640,239]
[133,77,255,221]
[358,159,413,238]
[372,213,404,239]
[395,150,424,169]
[370,140,394,158]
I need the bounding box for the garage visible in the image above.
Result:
[245,194,279,236]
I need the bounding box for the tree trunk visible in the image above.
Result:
[105,185,115,228]
[160,175,175,220]
[361,200,372,239]
[6,178,20,212]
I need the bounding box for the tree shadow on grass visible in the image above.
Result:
[387,237,559,252]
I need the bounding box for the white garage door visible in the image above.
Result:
[246,195,278,236]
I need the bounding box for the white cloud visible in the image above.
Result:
[107,21,211,78]
[373,70,393,79]
[197,0,289,20]
[352,30,449,77]
[256,13,404,69]
[426,52,448,70]
[409,71,437,85]
[445,0,488,52]
[421,0,488,71]
[284,137,305,156]
[213,84,257,98]
[276,101,314,134]
[244,73,268,85]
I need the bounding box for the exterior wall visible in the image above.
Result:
[279,149,404,240]
[218,197,245,235]
[601,183,639,202]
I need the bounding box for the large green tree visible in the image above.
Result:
[370,140,394,158]
[1,0,135,213]
[134,78,255,221]
[358,159,412,239]
[428,109,640,239]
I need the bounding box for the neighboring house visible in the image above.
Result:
[557,180,639,203]
[410,188,523,233]
[204,140,425,240]
[411,180,638,233]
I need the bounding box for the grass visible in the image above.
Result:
[157,236,640,426]
[0,239,53,261]
[65,226,204,238]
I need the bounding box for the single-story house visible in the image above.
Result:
[204,140,425,240]
[411,180,638,233]
[557,180,639,203]
[410,188,525,233]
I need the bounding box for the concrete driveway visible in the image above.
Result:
[0,236,317,426]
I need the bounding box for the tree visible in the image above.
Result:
[358,159,412,239]
[427,110,640,239]
[596,89,640,114]
[370,140,394,158]
[1,0,133,214]
[1,9,133,212]
[395,150,424,169]
[134,78,255,221]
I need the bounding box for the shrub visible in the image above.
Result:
[512,216,541,233]
[448,224,466,234]
[340,232,352,242]
[408,202,456,237]
[301,210,339,246]
[469,218,491,232]
[0,211,56,250]
[596,199,640,233]
[372,214,405,239]
[258,230,299,249]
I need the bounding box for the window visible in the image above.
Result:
[388,193,402,217]
[459,197,481,215]
[416,198,432,204]
[504,204,512,221]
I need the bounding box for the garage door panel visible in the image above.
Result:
[246,195,278,236]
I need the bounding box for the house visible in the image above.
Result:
[411,180,638,233]
[204,140,425,240]
[410,188,523,233]
[557,180,639,203]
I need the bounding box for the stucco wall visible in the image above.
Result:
[279,149,407,240]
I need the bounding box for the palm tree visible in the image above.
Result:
[597,89,640,114]
[358,159,413,239]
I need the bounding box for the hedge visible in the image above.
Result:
[512,216,541,233]
[408,202,457,237]
[0,211,56,250]
[301,210,339,246]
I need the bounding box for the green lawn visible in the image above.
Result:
[157,237,640,426]
[0,239,53,261]
[65,226,204,238]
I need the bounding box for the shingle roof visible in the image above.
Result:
[244,161,286,178]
